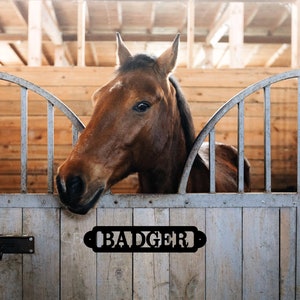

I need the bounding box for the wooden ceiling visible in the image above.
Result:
[0,0,299,69]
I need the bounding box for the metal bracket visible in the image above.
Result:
[0,236,34,260]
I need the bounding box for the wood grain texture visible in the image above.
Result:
[22,208,60,300]
[97,208,133,299]
[0,208,22,300]
[243,208,280,299]
[170,208,206,300]
[133,208,170,299]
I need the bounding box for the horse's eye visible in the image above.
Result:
[133,101,151,113]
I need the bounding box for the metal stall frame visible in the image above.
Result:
[1,70,300,300]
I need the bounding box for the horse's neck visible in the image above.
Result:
[138,117,188,193]
[137,82,211,194]
[138,154,210,194]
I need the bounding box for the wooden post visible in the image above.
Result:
[77,0,86,67]
[229,3,244,68]
[28,0,42,66]
[292,0,300,68]
[187,0,195,68]
[54,45,68,67]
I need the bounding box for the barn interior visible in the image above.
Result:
[0,0,300,192]
[1,2,300,299]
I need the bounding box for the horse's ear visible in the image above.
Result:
[156,33,180,76]
[116,32,132,66]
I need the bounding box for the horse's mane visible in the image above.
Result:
[168,76,196,154]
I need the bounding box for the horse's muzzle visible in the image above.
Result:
[56,175,103,215]
[56,175,84,204]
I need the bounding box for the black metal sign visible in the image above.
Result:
[84,226,206,253]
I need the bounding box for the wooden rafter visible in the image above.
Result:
[229,2,244,68]
[269,7,290,35]
[28,0,42,66]
[117,2,123,30]
[42,1,63,45]
[148,2,156,33]
[0,0,295,68]
[291,0,300,68]
[244,3,260,27]
[206,4,230,47]
[265,44,289,67]
[0,6,26,65]
[44,0,70,66]
[187,0,195,68]
[77,0,86,66]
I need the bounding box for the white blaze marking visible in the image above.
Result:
[109,81,123,92]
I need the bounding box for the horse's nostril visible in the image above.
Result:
[56,175,66,193]
[56,175,85,205]
[66,176,85,198]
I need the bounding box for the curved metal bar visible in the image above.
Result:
[178,69,300,194]
[0,72,85,132]
[0,72,86,193]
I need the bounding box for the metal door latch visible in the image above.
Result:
[0,236,34,260]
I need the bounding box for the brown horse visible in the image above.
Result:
[56,33,250,214]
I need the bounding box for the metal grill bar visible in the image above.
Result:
[0,72,85,194]
[72,125,79,146]
[297,77,300,193]
[47,102,54,193]
[179,70,300,194]
[20,87,28,193]
[209,129,215,192]
[238,100,245,192]
[264,85,271,192]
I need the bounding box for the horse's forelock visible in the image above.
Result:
[118,54,156,73]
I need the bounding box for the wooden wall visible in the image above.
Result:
[0,67,297,193]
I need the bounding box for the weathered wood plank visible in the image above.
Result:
[206,208,242,300]
[22,208,60,299]
[97,208,133,299]
[243,208,280,299]
[280,208,296,299]
[170,208,206,299]
[0,208,22,300]
[60,209,97,300]
[296,207,300,299]
[133,208,169,299]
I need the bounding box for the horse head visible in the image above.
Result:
[56,33,188,214]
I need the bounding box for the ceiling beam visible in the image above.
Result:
[42,1,63,45]
[148,2,156,33]
[291,0,300,68]
[9,0,27,23]
[89,42,99,66]
[187,0,195,68]
[44,0,70,66]
[0,6,27,65]
[269,8,290,35]
[28,0,42,66]
[244,3,260,27]
[229,2,244,68]
[0,32,291,45]
[117,2,123,30]
[77,0,86,66]
[265,44,289,67]
[206,4,230,47]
